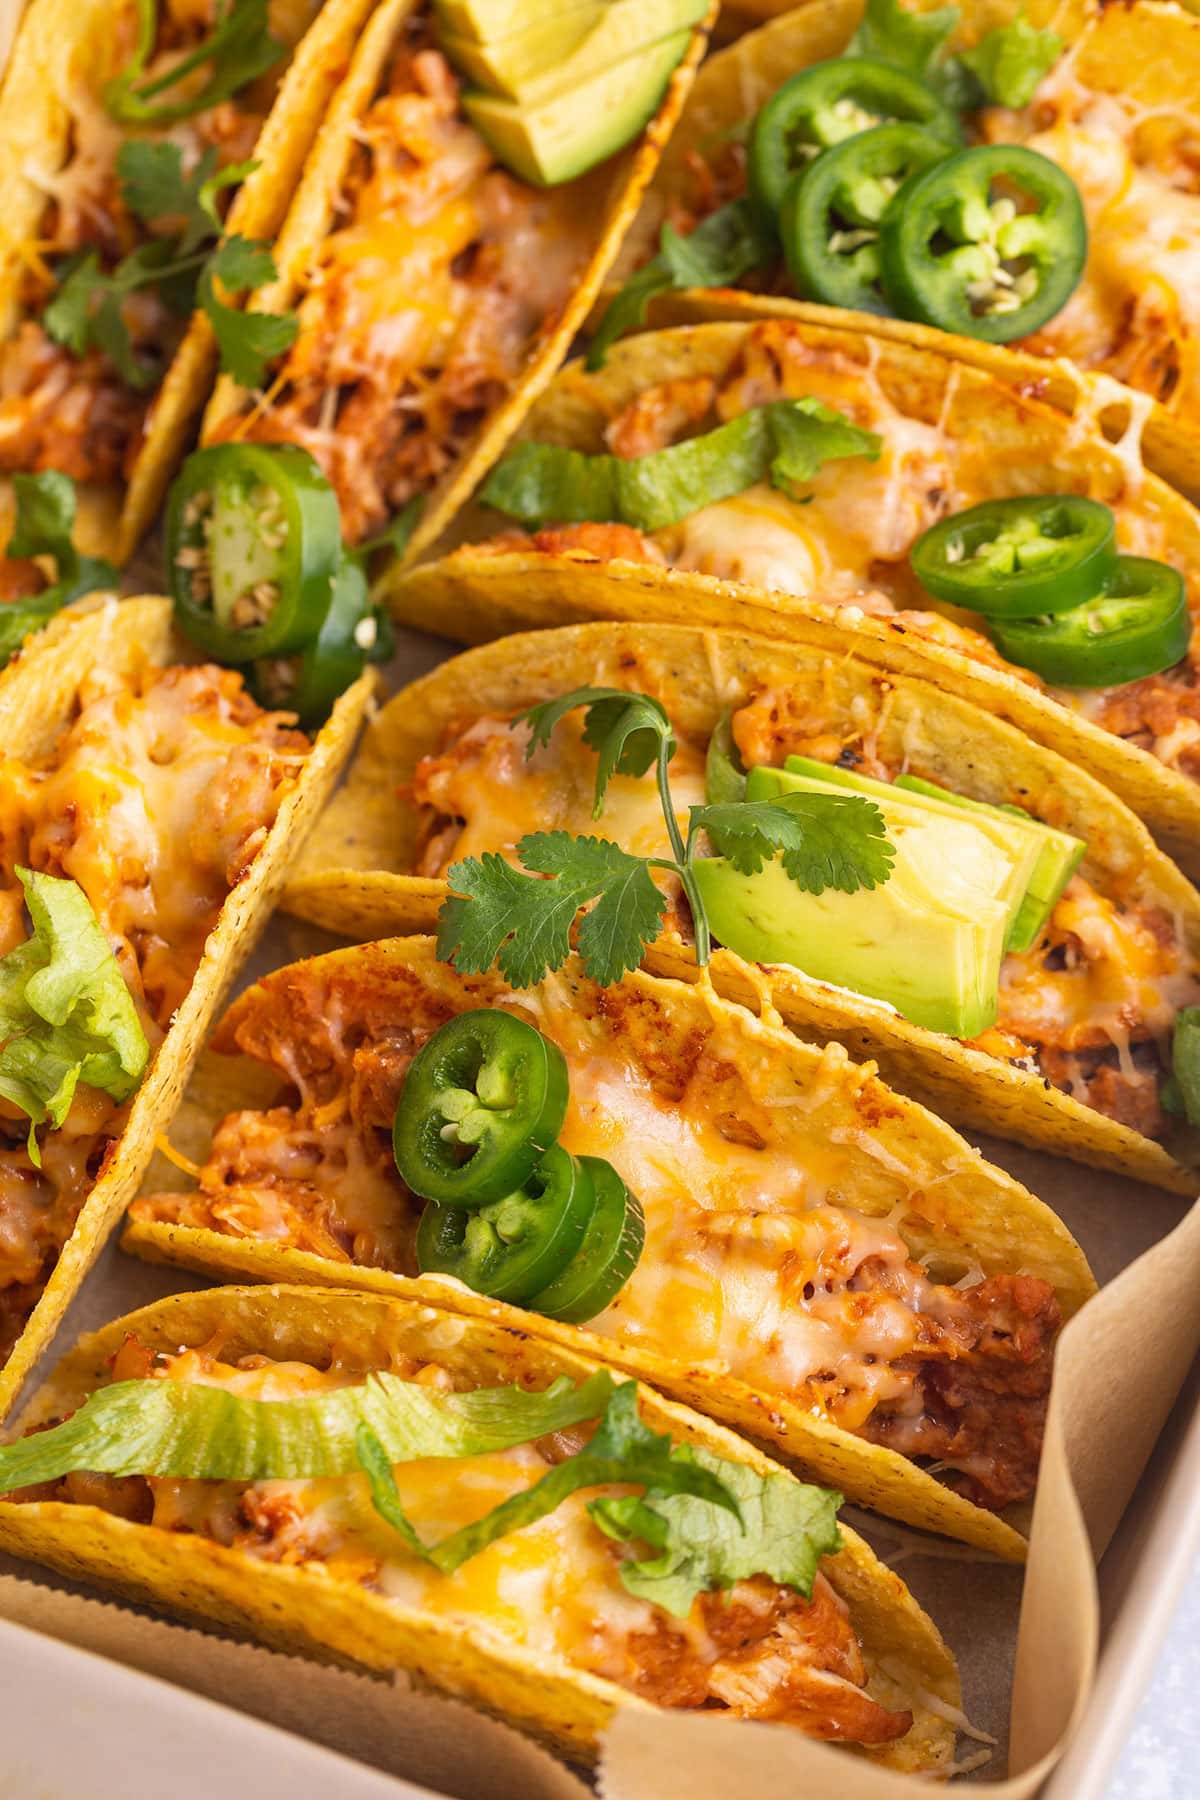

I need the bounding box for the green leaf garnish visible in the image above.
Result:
[198,235,297,387]
[481,401,881,533]
[104,0,284,127]
[437,688,894,989]
[0,869,148,1161]
[0,1367,619,1493]
[850,0,960,76]
[590,1449,843,1618]
[1170,1007,1200,1127]
[958,14,1062,109]
[587,199,776,371]
[356,496,424,562]
[692,794,895,892]
[119,141,258,258]
[6,471,118,607]
[358,1381,740,1577]
[437,838,667,990]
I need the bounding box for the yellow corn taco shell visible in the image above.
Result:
[279,619,1200,1194]
[597,0,1200,504]
[200,0,713,570]
[0,1283,962,1771]
[392,317,1200,881]
[123,935,1097,1561]
[0,0,383,565]
[0,595,371,1414]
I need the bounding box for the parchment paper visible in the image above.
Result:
[0,624,1196,1800]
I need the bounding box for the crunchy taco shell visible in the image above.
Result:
[393,317,1200,880]
[0,0,382,564]
[0,1282,962,1771]
[199,0,713,569]
[279,619,1200,1194]
[598,0,1200,504]
[123,934,1097,1561]
[0,595,371,1414]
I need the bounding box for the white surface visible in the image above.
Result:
[1105,1559,1200,1800]
[0,1614,424,1798]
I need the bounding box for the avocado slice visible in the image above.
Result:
[442,0,707,105]
[462,30,691,186]
[437,0,600,45]
[752,763,1037,946]
[781,755,1062,954]
[894,772,1086,951]
[692,816,1010,1039]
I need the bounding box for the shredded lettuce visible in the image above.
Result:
[0,870,148,1161]
[958,15,1062,109]
[591,1449,844,1617]
[2,473,119,665]
[587,200,775,371]
[481,400,881,532]
[0,1367,619,1492]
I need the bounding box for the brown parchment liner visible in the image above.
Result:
[0,595,373,1414]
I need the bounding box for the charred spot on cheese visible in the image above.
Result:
[0,662,311,1360]
[134,955,1064,1510]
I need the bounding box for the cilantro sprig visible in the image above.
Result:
[44,141,296,391]
[437,687,894,988]
[0,474,119,666]
[851,0,1061,112]
[104,0,284,128]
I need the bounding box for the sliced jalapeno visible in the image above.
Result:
[251,557,385,729]
[167,444,341,663]
[749,57,960,221]
[526,1157,645,1323]
[911,496,1117,617]
[393,1009,569,1208]
[879,144,1087,344]
[416,1144,594,1304]
[780,123,948,314]
[990,556,1190,688]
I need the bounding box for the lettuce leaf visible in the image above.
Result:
[958,15,1062,109]
[0,870,148,1160]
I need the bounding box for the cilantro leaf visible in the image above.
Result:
[587,199,776,371]
[359,1381,740,1577]
[6,472,118,611]
[590,1451,843,1618]
[520,686,675,817]
[958,15,1062,109]
[356,497,423,562]
[0,869,148,1161]
[199,235,296,385]
[118,141,257,256]
[44,240,193,389]
[105,0,284,128]
[694,793,896,892]
[439,836,666,989]
[850,0,960,75]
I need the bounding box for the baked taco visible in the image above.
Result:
[0,0,385,568]
[590,0,1200,503]
[0,593,370,1413]
[278,620,1200,1193]
[386,316,1200,880]
[123,935,1096,1560]
[196,0,713,569]
[0,1284,964,1770]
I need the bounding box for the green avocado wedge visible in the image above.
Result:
[441,0,708,105]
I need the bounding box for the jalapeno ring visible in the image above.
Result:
[749,56,960,222]
[393,1009,570,1208]
[167,443,342,663]
[879,144,1087,344]
[990,555,1190,688]
[911,495,1117,617]
[526,1157,645,1323]
[416,1144,594,1303]
[780,123,949,314]
[252,556,379,729]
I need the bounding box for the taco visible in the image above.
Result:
[0,593,370,1413]
[123,934,1096,1561]
[0,0,386,569]
[590,0,1200,504]
[387,316,1200,880]
[278,619,1200,1194]
[196,0,712,569]
[0,1283,966,1770]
